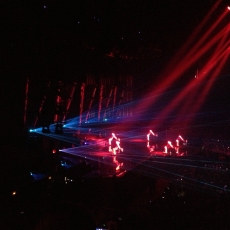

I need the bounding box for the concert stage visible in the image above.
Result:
[59,148,186,179]
[32,126,188,179]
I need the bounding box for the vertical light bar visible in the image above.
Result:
[62,82,77,123]
[33,81,51,128]
[113,86,117,115]
[98,84,104,121]
[79,83,86,125]
[103,87,113,120]
[85,86,97,122]
[54,81,62,123]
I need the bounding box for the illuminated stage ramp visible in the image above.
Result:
[58,132,188,179]
[33,128,188,178]
[59,137,153,177]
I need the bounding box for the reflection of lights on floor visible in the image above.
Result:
[116,170,126,177]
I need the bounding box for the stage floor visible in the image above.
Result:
[31,128,190,178]
[58,135,188,178]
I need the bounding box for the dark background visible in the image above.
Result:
[0,1,230,229]
[1,0,229,137]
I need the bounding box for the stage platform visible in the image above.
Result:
[30,126,189,179]
[57,135,188,178]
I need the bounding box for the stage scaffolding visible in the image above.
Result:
[25,74,133,129]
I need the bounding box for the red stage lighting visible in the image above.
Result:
[227,6,230,10]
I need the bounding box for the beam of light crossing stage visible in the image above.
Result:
[133,6,229,120]
[117,154,230,173]
[131,167,228,196]
[118,150,230,168]
[149,33,230,131]
[160,0,223,75]
[178,9,229,66]
[62,92,185,131]
[35,124,230,194]
[34,130,83,146]
[182,49,229,127]
[163,45,229,128]
[145,1,224,97]
[60,144,152,161]
[59,136,155,169]
[153,155,230,166]
[133,159,230,191]
[127,158,230,193]
[35,120,228,167]
[60,148,116,166]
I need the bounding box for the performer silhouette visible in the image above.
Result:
[147,130,158,153]
[112,138,123,155]
[108,133,123,155]
[108,133,117,152]
[164,141,174,155]
[175,135,187,154]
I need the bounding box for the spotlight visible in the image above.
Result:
[228,6,230,10]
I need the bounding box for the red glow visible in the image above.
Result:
[109,133,124,155]
[149,17,229,130]
[109,133,117,145]
[123,1,230,141]
[162,0,223,72]
[147,130,157,140]
[173,47,229,128]
[134,4,229,120]
[227,6,230,10]
[113,156,123,172]
[182,23,230,125]
[178,135,185,142]
[186,50,229,125]
[151,41,229,131]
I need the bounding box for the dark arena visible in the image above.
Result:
[1,1,230,229]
